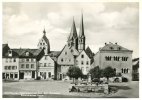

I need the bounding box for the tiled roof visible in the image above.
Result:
[100,42,132,51]
[3,44,8,48]
[85,46,94,64]
[49,51,60,61]
[12,48,43,57]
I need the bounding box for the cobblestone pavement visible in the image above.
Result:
[3,80,139,98]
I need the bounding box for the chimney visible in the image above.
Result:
[105,43,107,45]
[115,42,117,45]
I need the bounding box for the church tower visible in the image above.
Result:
[67,18,78,50]
[37,28,50,55]
[78,13,85,52]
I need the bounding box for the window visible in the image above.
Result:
[121,68,123,73]
[40,63,42,67]
[105,56,111,61]
[69,59,71,62]
[5,58,8,63]
[31,58,34,62]
[8,50,12,56]
[43,43,45,45]
[31,64,34,68]
[26,58,29,62]
[81,61,84,65]
[9,58,12,62]
[118,47,121,50]
[45,56,47,60]
[114,68,116,73]
[65,52,67,55]
[44,63,47,67]
[8,66,11,70]
[5,66,7,70]
[21,64,24,68]
[61,58,63,62]
[122,57,128,61]
[40,43,42,45]
[122,68,128,74]
[26,52,29,56]
[71,49,73,53]
[15,74,18,78]
[86,61,89,65]
[12,66,15,70]
[81,54,84,58]
[13,58,16,62]
[26,64,29,68]
[110,47,114,50]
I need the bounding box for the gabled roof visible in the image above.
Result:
[85,46,94,58]
[77,50,90,60]
[100,42,132,52]
[48,51,60,61]
[85,46,94,64]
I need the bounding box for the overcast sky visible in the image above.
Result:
[3,2,139,58]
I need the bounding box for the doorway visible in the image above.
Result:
[19,72,24,79]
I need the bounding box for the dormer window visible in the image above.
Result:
[26,52,29,56]
[8,50,12,57]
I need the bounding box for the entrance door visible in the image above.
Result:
[32,71,35,78]
[48,72,51,78]
[60,74,62,80]
[19,72,24,79]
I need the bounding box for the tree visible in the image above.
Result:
[102,66,116,82]
[89,66,102,79]
[66,66,83,83]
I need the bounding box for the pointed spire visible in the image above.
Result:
[79,12,85,37]
[43,28,46,36]
[68,17,78,41]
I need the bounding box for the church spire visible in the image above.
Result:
[79,12,85,37]
[78,12,85,52]
[43,28,46,36]
[68,17,78,41]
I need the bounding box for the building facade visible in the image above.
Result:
[94,42,133,81]
[2,44,19,80]
[2,44,44,80]
[37,29,60,80]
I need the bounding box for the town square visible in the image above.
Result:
[2,2,139,98]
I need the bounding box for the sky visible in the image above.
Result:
[3,2,139,58]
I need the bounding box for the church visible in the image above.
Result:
[57,14,94,80]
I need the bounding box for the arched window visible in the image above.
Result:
[126,68,128,73]
[124,69,126,73]
[121,68,123,73]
